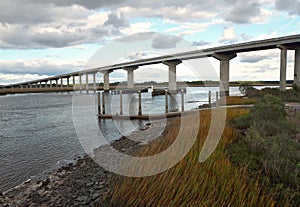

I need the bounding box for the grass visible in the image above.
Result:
[221,96,256,106]
[105,108,284,206]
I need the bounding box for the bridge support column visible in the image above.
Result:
[212,53,237,96]
[55,79,58,88]
[79,74,83,91]
[279,47,287,91]
[50,80,52,88]
[67,77,70,87]
[72,76,75,89]
[93,73,97,92]
[60,78,63,88]
[294,49,300,87]
[45,81,48,89]
[86,73,89,93]
[39,82,42,88]
[163,60,182,93]
[102,71,112,92]
[125,66,138,89]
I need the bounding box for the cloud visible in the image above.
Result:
[151,35,182,49]
[219,27,238,43]
[104,12,130,28]
[0,59,84,76]
[275,0,300,16]
[192,40,210,47]
[224,1,262,24]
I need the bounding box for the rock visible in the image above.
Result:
[41,178,50,188]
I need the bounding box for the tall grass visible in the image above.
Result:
[106,108,282,206]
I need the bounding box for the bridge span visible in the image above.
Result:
[2,34,300,95]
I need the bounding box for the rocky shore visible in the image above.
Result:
[0,120,165,207]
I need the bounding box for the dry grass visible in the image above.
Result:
[105,108,283,206]
[221,96,256,106]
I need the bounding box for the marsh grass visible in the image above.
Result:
[106,108,282,206]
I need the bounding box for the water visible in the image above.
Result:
[0,86,242,192]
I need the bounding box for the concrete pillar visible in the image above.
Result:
[86,73,89,92]
[39,82,42,88]
[124,66,138,89]
[67,77,70,87]
[79,74,82,91]
[138,90,142,116]
[60,78,63,88]
[294,49,300,87]
[56,79,58,88]
[50,80,52,88]
[280,47,287,91]
[163,60,182,93]
[102,71,112,92]
[20,85,23,89]
[93,73,97,91]
[45,81,48,89]
[212,53,237,96]
[72,76,75,87]
[29,84,32,89]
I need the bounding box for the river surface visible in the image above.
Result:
[0,86,245,192]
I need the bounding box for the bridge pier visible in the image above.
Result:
[93,73,97,92]
[72,76,75,89]
[79,74,83,91]
[45,81,48,89]
[67,77,70,87]
[125,66,138,89]
[102,71,112,92]
[60,78,63,88]
[55,79,58,88]
[50,80,52,88]
[279,46,287,91]
[86,73,89,92]
[212,53,237,96]
[294,49,300,87]
[163,60,182,93]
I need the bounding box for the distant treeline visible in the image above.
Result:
[99,80,294,87]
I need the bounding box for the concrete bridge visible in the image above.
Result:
[2,34,300,95]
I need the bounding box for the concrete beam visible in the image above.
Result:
[212,53,237,96]
[163,60,182,93]
[294,49,300,87]
[124,66,138,89]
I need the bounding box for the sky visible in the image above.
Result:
[0,0,300,85]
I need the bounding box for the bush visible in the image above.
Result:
[228,94,300,206]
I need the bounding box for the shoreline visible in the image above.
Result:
[0,119,167,206]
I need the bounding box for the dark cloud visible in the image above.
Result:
[224,1,261,23]
[104,12,130,28]
[275,0,300,15]
[192,40,210,46]
[239,55,265,63]
[151,35,182,49]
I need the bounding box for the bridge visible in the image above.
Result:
[1,34,300,96]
